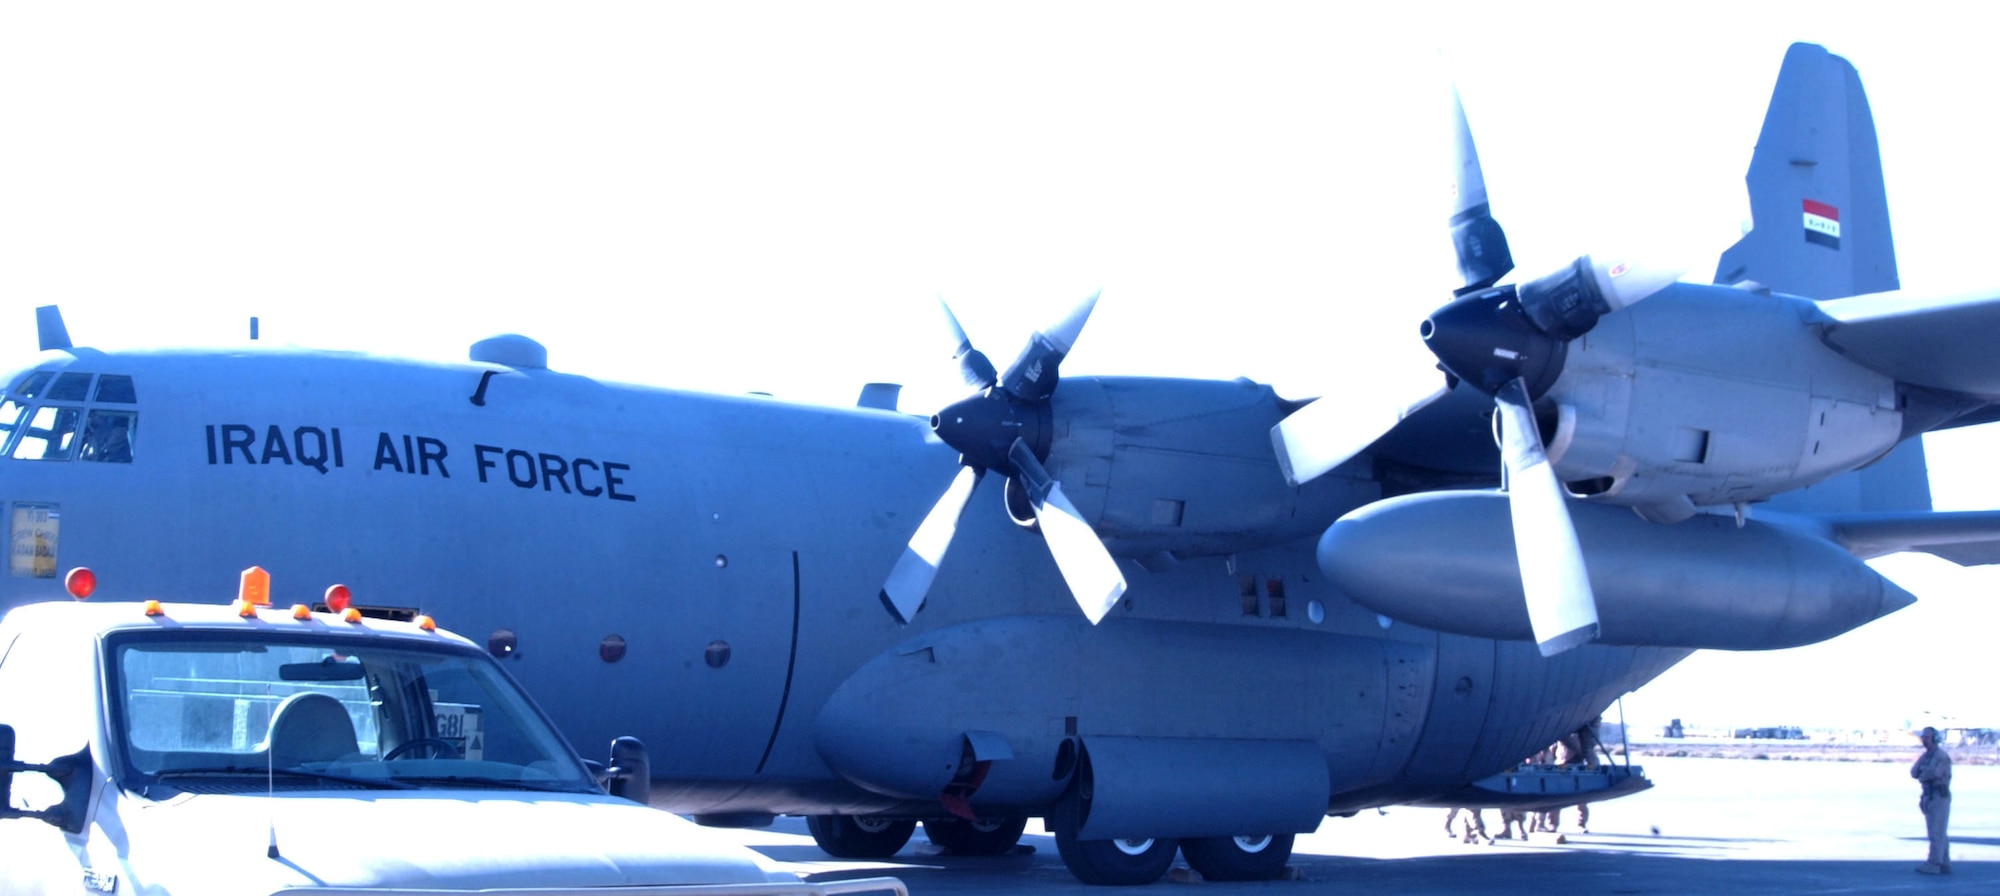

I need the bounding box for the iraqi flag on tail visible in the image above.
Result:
[1803,199,1840,249]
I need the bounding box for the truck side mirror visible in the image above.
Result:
[605,736,651,806]
[0,724,93,833]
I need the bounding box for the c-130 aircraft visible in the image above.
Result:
[4,43,2000,886]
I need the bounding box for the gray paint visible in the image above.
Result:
[1321,491,1915,649]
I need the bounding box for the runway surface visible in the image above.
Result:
[721,756,1996,894]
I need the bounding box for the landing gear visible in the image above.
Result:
[1050,797,1176,886]
[1180,834,1295,881]
[1053,831,1179,887]
[805,815,916,859]
[922,815,1028,856]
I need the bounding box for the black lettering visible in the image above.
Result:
[604,462,636,503]
[474,444,502,482]
[332,428,344,467]
[401,435,416,475]
[206,425,217,465]
[374,432,404,473]
[572,458,603,497]
[294,427,330,474]
[222,425,256,465]
[505,449,536,488]
[418,437,449,478]
[261,425,293,465]
[538,453,571,493]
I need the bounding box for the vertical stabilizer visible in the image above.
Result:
[1731,44,1930,516]
[1713,43,1898,301]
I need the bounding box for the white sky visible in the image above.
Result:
[2,2,1996,731]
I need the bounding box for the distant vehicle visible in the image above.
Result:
[1732,727,1807,741]
[0,571,905,896]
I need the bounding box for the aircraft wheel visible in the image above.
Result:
[923,814,1029,855]
[1053,831,1179,886]
[806,814,916,859]
[1179,834,1295,881]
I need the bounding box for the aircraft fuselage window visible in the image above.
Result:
[8,502,59,578]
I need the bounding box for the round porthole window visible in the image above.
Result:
[704,640,731,669]
[600,634,627,663]
[488,629,518,658]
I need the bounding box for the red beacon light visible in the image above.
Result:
[324,584,352,613]
[65,567,97,601]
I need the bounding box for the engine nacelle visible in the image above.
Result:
[1319,490,1915,650]
[1544,284,1902,521]
[1044,377,1372,562]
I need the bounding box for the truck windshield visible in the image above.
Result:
[106,631,599,795]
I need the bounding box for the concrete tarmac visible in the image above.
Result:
[722,756,1996,894]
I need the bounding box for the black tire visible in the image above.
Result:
[923,815,1029,856]
[1049,798,1175,886]
[1180,834,1295,882]
[1054,831,1179,886]
[806,815,916,859]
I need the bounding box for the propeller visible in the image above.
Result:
[879,292,1128,624]
[1270,82,1678,655]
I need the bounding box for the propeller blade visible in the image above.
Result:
[1006,439,1127,623]
[938,297,998,390]
[1272,383,1451,487]
[879,466,985,623]
[1495,378,1599,656]
[998,290,1101,403]
[1449,85,1513,296]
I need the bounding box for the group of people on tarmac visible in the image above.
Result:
[1443,718,1609,844]
[1439,720,1958,877]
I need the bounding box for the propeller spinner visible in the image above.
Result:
[1270,85,1677,656]
[879,292,1128,625]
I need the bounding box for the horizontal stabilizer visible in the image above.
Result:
[1809,510,2000,566]
[1817,288,2000,398]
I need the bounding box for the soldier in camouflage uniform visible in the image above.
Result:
[1911,726,1952,875]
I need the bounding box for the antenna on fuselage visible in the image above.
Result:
[35,305,71,351]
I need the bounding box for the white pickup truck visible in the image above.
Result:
[0,582,905,896]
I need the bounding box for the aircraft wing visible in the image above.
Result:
[1818,289,2000,398]
[1794,510,2000,566]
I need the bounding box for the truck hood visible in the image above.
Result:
[109,789,795,892]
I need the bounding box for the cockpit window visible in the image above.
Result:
[94,375,137,404]
[2,369,139,463]
[44,373,92,402]
[78,411,135,463]
[11,371,51,398]
[0,400,27,448]
[12,407,81,461]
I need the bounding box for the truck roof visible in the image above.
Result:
[0,598,478,648]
